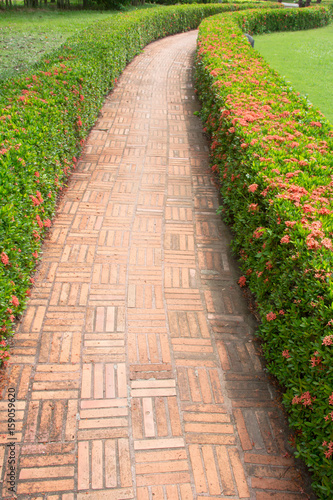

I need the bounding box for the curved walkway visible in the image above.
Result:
[0,31,313,499]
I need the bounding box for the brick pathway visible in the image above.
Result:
[0,31,313,499]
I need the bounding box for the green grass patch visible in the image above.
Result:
[0,9,118,80]
[255,22,333,123]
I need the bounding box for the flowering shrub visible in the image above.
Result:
[240,4,331,34]
[0,3,280,366]
[195,6,333,497]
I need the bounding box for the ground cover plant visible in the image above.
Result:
[255,22,333,124]
[195,6,333,497]
[0,2,280,363]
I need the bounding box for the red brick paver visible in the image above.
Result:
[0,31,313,499]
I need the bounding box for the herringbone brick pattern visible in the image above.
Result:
[0,31,313,499]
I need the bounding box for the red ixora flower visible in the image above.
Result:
[310,351,322,367]
[10,295,19,308]
[248,183,258,193]
[253,227,265,239]
[322,441,333,459]
[36,191,43,203]
[321,238,333,250]
[322,335,333,346]
[310,121,322,128]
[280,235,290,244]
[282,350,290,358]
[238,276,246,287]
[248,203,258,213]
[1,252,9,265]
[292,391,315,407]
[266,312,276,321]
[285,221,296,228]
[30,195,40,206]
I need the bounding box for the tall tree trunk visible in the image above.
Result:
[25,0,39,6]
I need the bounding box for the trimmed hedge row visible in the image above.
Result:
[195,6,333,498]
[240,3,332,33]
[150,0,250,5]
[0,2,280,363]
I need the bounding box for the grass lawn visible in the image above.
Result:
[0,9,118,80]
[255,21,333,124]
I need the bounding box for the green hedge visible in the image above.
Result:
[0,2,280,363]
[239,4,332,33]
[195,6,333,498]
[149,0,240,5]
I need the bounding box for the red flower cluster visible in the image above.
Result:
[322,441,333,459]
[10,296,19,308]
[238,276,246,287]
[1,252,9,266]
[292,391,316,407]
[266,312,276,322]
